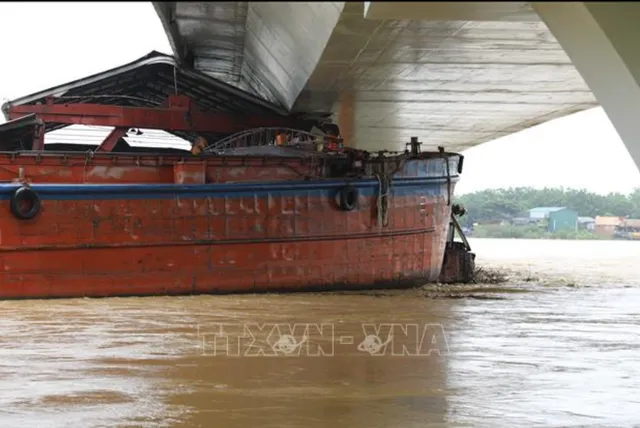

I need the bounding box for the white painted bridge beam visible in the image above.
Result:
[532,2,640,171]
[363,2,538,21]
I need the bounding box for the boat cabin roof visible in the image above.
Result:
[0,51,321,153]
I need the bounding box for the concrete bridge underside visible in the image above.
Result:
[154,2,640,169]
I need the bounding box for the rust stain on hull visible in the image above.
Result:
[0,152,461,299]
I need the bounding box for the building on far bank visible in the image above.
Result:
[527,207,578,232]
[622,218,640,231]
[594,216,622,238]
[528,207,563,221]
[577,216,596,231]
[511,213,539,226]
[612,218,640,240]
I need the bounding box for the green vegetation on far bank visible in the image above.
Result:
[455,186,640,226]
[470,224,603,240]
[454,186,640,240]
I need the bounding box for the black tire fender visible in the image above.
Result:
[338,185,358,211]
[10,186,41,220]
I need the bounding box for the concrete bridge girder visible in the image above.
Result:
[153,2,344,110]
[361,1,640,170]
[155,2,599,152]
[532,2,640,171]
[363,2,539,22]
[335,1,595,151]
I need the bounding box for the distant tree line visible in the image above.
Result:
[454,187,640,226]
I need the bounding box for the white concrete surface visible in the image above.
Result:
[155,2,629,154]
[533,2,640,170]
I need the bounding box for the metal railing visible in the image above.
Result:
[204,127,341,154]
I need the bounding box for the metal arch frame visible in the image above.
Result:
[205,127,343,154]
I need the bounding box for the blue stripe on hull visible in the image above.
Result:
[0,176,459,201]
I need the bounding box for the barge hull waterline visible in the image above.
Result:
[0,156,458,299]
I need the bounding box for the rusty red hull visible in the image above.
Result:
[0,152,460,299]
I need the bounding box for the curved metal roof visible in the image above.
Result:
[2,50,287,114]
[1,51,294,144]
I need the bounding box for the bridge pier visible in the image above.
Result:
[532,2,640,171]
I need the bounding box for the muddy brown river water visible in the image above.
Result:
[1,238,639,428]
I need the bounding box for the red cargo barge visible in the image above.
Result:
[0,52,465,299]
